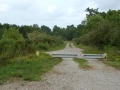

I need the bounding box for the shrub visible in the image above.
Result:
[37,42,49,50]
[0,28,25,65]
[27,31,63,50]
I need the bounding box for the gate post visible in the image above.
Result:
[104,53,107,60]
[36,51,39,56]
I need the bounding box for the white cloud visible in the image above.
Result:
[67,8,74,16]
[0,0,120,29]
[0,3,10,12]
[48,5,57,14]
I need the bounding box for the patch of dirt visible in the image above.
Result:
[52,70,61,75]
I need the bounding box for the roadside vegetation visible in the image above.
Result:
[0,24,64,84]
[47,41,66,51]
[72,8,120,69]
[74,43,120,69]
[0,53,62,85]
[0,26,64,65]
[73,58,91,70]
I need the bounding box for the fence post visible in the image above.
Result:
[104,53,107,60]
[36,51,39,56]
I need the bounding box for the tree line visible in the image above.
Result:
[0,23,76,40]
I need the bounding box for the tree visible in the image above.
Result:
[53,25,61,36]
[3,23,10,30]
[41,25,51,35]
[75,24,85,37]
[85,7,99,19]
[66,25,77,40]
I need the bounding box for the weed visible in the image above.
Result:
[73,58,91,70]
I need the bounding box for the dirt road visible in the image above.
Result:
[0,43,120,90]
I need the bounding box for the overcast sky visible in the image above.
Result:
[0,0,120,29]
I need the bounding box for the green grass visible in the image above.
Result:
[73,43,120,70]
[47,42,66,51]
[0,53,62,85]
[104,60,120,69]
[73,43,103,54]
[103,56,120,69]
[73,58,91,69]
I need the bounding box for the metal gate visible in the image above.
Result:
[52,53,107,59]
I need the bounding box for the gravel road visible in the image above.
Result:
[0,43,120,90]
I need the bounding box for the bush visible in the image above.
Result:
[0,28,25,65]
[37,42,50,50]
[104,45,119,56]
[27,31,63,50]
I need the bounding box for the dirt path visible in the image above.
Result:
[0,43,120,90]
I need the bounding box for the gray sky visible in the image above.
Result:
[0,0,120,29]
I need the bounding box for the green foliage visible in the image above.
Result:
[74,43,120,56]
[85,7,99,18]
[75,8,120,50]
[73,43,101,54]
[53,25,67,39]
[75,24,86,37]
[86,15,104,30]
[52,25,77,41]
[0,53,62,84]
[41,25,51,35]
[0,28,4,38]
[103,45,119,56]
[65,25,77,40]
[110,27,120,47]
[0,24,64,65]
[3,28,24,40]
[0,28,25,65]
[47,41,66,51]
[19,24,41,39]
[72,38,81,44]
[37,42,49,50]
[104,60,120,70]
[27,31,64,50]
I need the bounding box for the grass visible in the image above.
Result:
[0,53,62,85]
[73,43,120,70]
[47,42,66,51]
[104,60,120,70]
[73,58,91,70]
[103,55,120,69]
[73,43,103,54]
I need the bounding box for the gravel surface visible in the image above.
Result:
[0,43,120,90]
